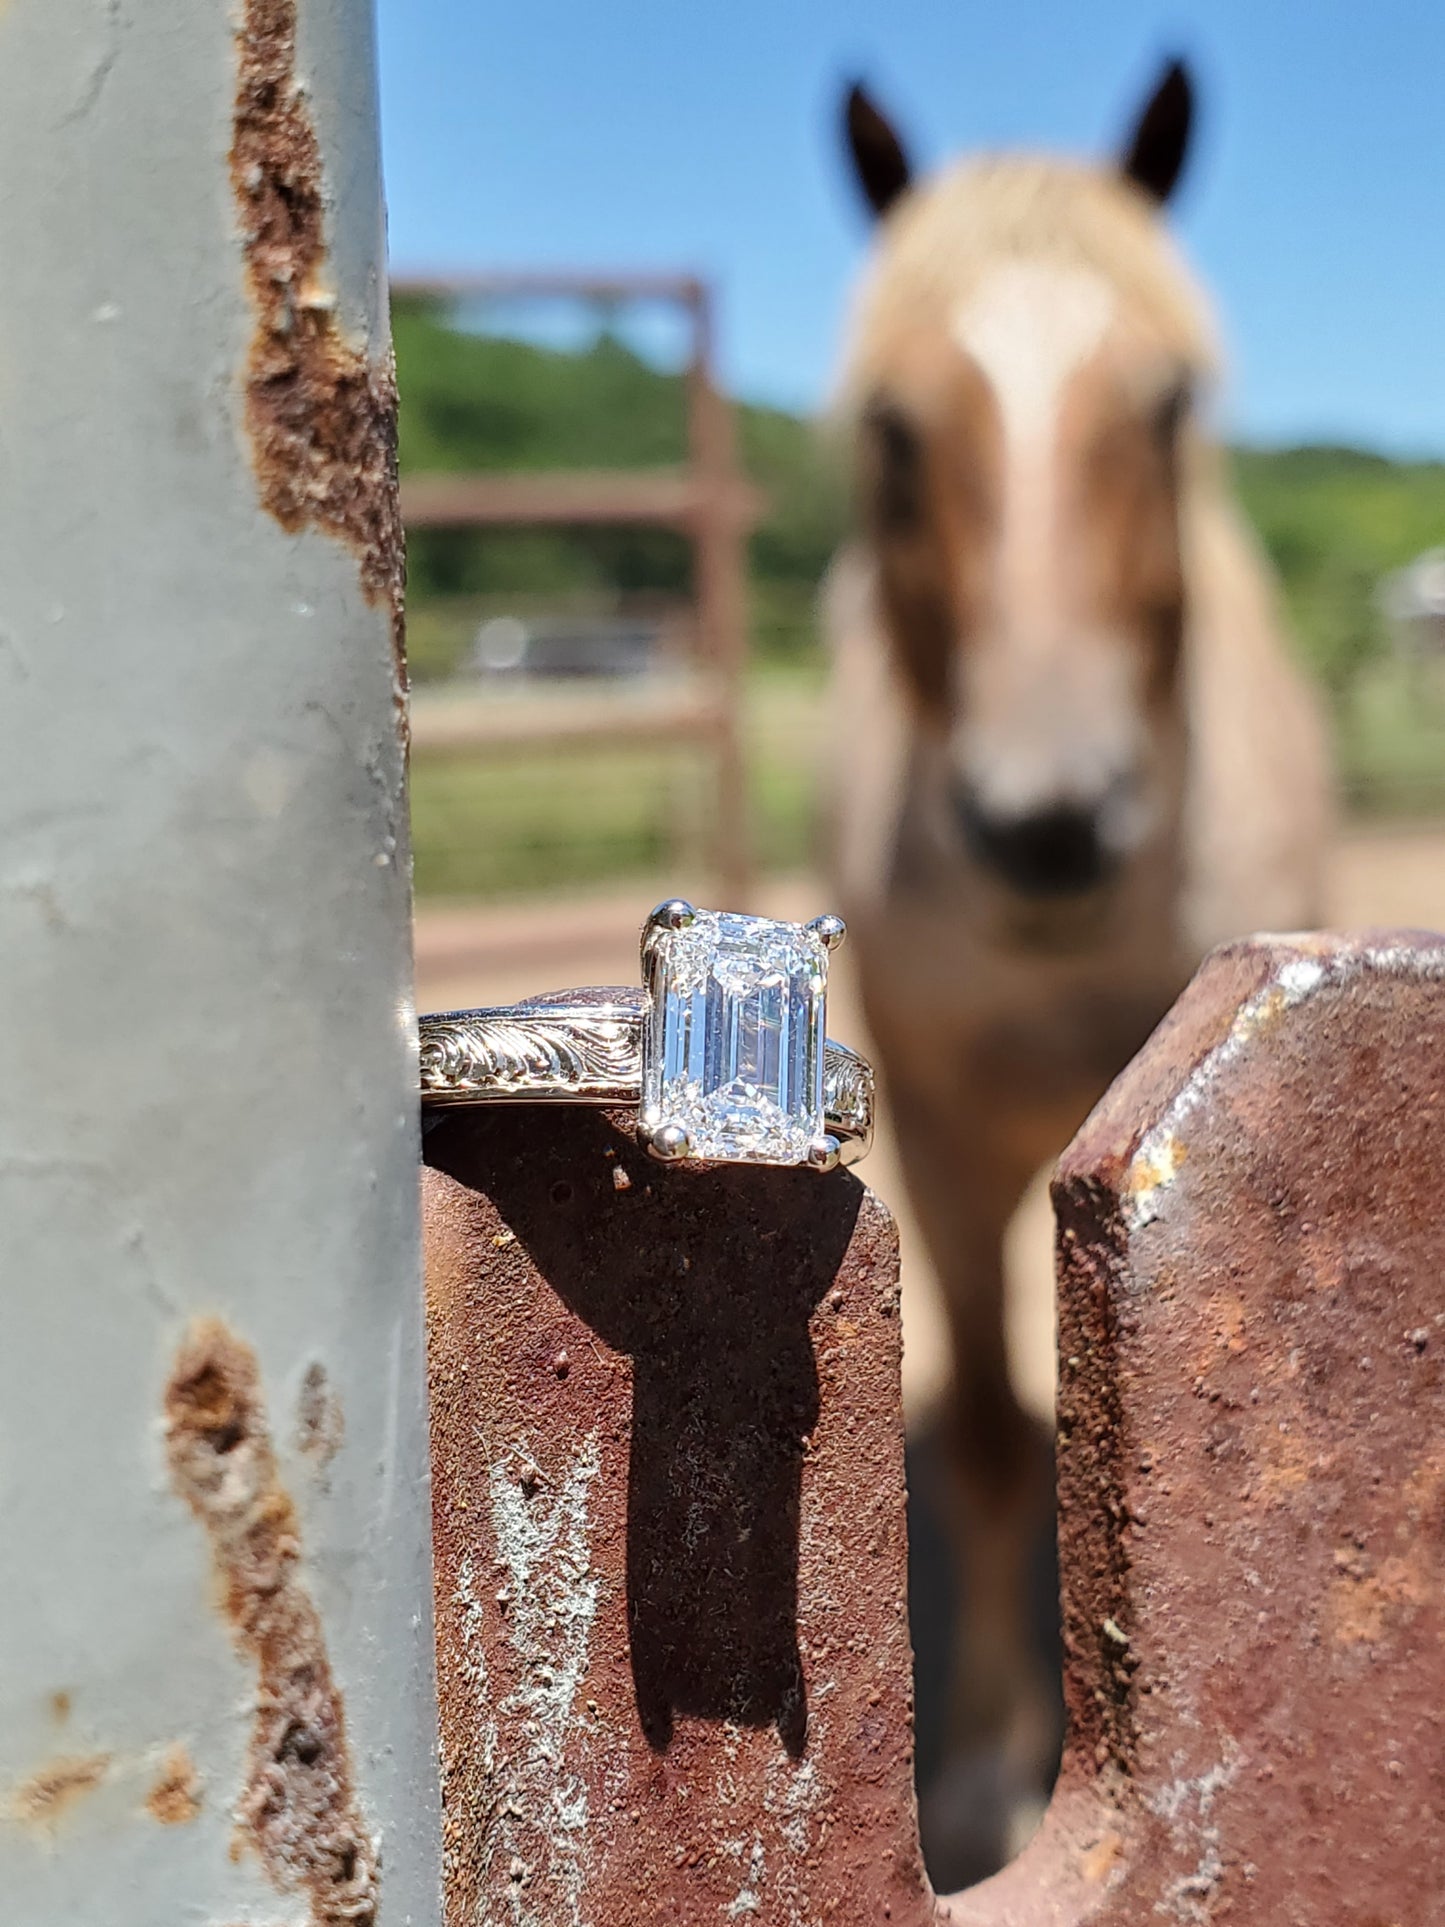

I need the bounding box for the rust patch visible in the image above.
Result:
[1082,1830,1124,1882]
[423,1107,931,1927]
[164,1319,378,1926]
[296,1360,345,1470]
[1051,1180,1139,1781]
[1328,1550,1428,1647]
[230,0,407,711]
[1125,1127,1186,1199]
[50,1690,71,1724]
[9,1754,110,1826]
[146,1744,203,1825]
[980,932,1445,1925]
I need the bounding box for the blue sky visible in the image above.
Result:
[376,0,1443,456]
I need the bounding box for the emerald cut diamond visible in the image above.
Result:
[641,908,829,1165]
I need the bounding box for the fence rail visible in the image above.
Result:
[396,269,757,904]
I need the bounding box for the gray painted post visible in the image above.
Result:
[0,2,442,1921]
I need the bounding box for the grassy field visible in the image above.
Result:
[411,664,823,900]
[409,652,1445,900]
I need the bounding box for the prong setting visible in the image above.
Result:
[645,899,697,937]
[642,900,699,974]
[807,913,847,952]
[807,1134,842,1173]
[646,1119,693,1163]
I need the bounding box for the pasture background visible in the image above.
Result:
[397,301,1445,902]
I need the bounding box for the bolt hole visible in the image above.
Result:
[549,1180,573,1207]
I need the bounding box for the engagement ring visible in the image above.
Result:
[418,902,874,1170]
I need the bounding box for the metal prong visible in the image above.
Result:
[646,1120,693,1163]
[807,1135,842,1173]
[807,913,847,952]
[645,899,697,936]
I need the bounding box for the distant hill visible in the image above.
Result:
[394,296,1445,692]
[1232,445,1445,691]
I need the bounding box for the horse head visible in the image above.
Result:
[837,62,1214,913]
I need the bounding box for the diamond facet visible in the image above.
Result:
[641,909,828,1165]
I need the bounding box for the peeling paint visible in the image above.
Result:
[1125,1128,1185,1206]
[450,1550,498,1782]
[1147,1746,1240,1924]
[1125,954,1325,1228]
[484,1434,601,1927]
[6,1753,110,1828]
[1126,934,1445,1232]
[164,1318,379,1926]
[724,1836,765,1916]
[1081,1829,1124,1883]
[230,0,407,714]
[766,1752,822,1859]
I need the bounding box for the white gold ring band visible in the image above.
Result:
[418,903,873,1172]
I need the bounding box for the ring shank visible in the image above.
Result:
[418,992,874,1165]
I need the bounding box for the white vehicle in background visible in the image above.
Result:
[1381,547,1445,659]
[467,610,670,681]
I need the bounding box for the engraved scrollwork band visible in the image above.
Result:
[418,989,874,1164]
[418,1001,640,1105]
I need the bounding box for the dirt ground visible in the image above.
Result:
[414,821,1445,1432]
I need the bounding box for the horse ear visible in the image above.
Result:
[1120,57,1194,204]
[845,82,913,219]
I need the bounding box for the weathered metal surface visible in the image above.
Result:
[951,929,1445,1924]
[424,1103,932,1925]
[0,0,440,1918]
[234,0,407,702]
[426,932,1445,1925]
[165,1319,381,1924]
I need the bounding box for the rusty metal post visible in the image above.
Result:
[953,928,1445,1924]
[424,932,1445,1925]
[0,2,441,1922]
[424,1107,931,1924]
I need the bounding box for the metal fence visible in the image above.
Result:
[395,273,762,907]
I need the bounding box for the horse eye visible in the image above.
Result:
[862,399,925,534]
[1152,378,1192,446]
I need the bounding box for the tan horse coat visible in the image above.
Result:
[823,153,1331,1874]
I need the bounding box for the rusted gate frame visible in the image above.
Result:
[423,931,1445,1922]
[395,269,756,903]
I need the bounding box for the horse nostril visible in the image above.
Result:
[955,793,1114,897]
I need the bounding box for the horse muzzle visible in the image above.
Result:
[952,789,1122,899]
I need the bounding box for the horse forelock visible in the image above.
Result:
[836,156,1218,417]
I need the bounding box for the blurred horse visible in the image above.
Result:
[823,60,1331,1880]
